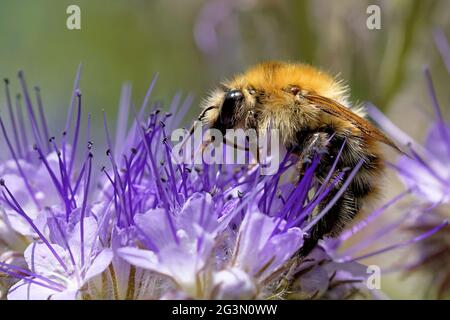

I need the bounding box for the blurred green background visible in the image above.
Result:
[1,0,449,131]
[0,0,450,299]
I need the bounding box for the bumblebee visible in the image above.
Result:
[198,61,400,255]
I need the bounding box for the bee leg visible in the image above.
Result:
[294,132,329,181]
[244,109,259,130]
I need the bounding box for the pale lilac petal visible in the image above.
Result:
[117,247,159,271]
[212,268,256,299]
[397,156,450,203]
[134,208,175,249]
[258,228,303,279]
[233,210,303,280]
[178,193,217,235]
[7,279,57,300]
[234,211,276,272]
[69,216,99,264]
[158,245,204,295]
[24,242,70,279]
[51,290,79,300]
[84,249,113,281]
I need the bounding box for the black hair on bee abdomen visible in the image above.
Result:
[298,130,383,256]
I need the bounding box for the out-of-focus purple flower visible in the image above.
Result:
[366,29,450,299]
[194,0,257,56]
[369,72,450,205]
[368,29,450,207]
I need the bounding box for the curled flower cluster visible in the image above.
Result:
[0,62,445,300]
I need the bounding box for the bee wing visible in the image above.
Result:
[305,94,406,155]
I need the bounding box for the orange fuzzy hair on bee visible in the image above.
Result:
[228,61,352,108]
[199,61,401,256]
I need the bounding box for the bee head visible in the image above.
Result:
[199,85,249,134]
[199,61,351,133]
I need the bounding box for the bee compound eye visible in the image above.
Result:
[223,90,244,105]
[217,90,244,129]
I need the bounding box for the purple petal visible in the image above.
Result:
[7,279,57,300]
[84,249,113,281]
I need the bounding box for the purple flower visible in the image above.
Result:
[107,97,371,299]
[118,193,226,297]
[7,216,112,300]
[231,209,303,279]
[368,29,450,207]
[0,63,444,300]
[366,29,450,298]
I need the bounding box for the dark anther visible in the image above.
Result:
[237,190,244,198]
[33,144,39,151]
[160,160,165,166]
[34,86,40,92]
[161,177,167,183]
[131,147,137,154]
[106,149,111,156]
[155,109,161,115]
[4,78,9,85]
[0,178,5,186]
[165,112,172,117]
[101,166,106,172]
[49,136,55,142]
[162,137,168,144]
[62,131,67,136]
[89,152,93,158]
[57,151,61,156]
[159,121,166,128]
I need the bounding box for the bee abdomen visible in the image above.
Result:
[326,167,381,236]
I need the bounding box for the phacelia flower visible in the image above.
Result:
[367,28,450,299]
[0,64,444,300]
